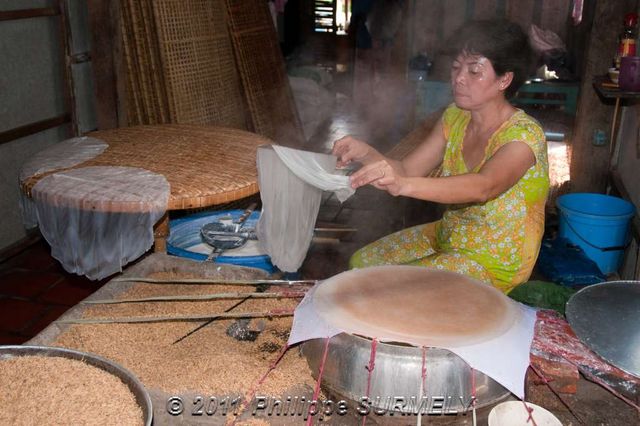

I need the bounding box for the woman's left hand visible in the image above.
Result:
[349,160,406,196]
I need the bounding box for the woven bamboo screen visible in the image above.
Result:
[152,0,248,128]
[119,0,248,129]
[225,0,305,147]
[117,0,303,146]
[120,0,170,125]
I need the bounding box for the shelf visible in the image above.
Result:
[591,76,640,199]
[593,76,640,100]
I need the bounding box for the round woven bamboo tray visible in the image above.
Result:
[22,124,271,212]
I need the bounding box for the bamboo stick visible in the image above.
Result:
[314,227,357,232]
[56,309,294,325]
[110,277,316,285]
[82,291,306,304]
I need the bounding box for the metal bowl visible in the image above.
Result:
[0,345,153,425]
[302,333,510,414]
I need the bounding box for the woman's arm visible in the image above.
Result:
[400,120,448,177]
[333,119,448,177]
[352,140,535,203]
[332,135,394,167]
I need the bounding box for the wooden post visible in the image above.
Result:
[153,212,169,253]
[570,0,638,193]
[57,0,79,137]
[87,0,121,130]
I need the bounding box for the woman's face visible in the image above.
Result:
[450,52,509,110]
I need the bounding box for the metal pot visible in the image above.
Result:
[302,333,510,415]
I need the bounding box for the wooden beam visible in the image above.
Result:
[0,114,70,146]
[57,0,79,137]
[0,7,59,21]
[88,0,120,129]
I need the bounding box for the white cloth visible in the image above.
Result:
[19,136,108,183]
[272,145,354,202]
[31,166,169,280]
[19,136,108,228]
[256,145,354,272]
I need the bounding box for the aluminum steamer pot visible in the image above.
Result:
[302,333,510,414]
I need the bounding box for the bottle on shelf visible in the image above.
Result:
[614,12,638,70]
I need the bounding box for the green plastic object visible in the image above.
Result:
[508,280,576,316]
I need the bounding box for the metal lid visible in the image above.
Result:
[566,281,640,378]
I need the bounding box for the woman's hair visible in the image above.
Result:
[446,19,533,98]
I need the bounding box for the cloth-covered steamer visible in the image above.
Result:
[30,166,170,280]
[290,266,538,411]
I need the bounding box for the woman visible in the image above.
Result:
[332,20,549,294]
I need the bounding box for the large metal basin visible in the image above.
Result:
[302,333,510,414]
[0,345,153,425]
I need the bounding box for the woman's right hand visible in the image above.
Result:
[332,136,374,168]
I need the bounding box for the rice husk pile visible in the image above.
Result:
[236,419,271,426]
[54,272,317,397]
[0,355,143,426]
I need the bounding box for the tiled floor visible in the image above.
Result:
[0,239,109,344]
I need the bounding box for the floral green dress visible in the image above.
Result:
[349,104,550,293]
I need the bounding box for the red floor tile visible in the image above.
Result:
[3,240,57,271]
[37,278,97,306]
[0,298,48,333]
[0,269,62,298]
[63,272,107,289]
[22,305,70,337]
[0,331,27,345]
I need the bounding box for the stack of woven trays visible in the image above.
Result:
[119,0,304,147]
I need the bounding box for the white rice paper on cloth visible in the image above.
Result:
[19,136,108,228]
[19,136,108,182]
[256,145,354,272]
[31,166,169,280]
[289,267,537,399]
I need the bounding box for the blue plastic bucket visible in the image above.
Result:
[167,210,276,273]
[556,193,636,274]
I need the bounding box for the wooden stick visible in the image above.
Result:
[173,295,249,344]
[82,291,306,304]
[314,227,357,233]
[311,237,341,245]
[56,309,294,325]
[110,277,316,286]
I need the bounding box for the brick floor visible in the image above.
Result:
[0,239,107,344]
